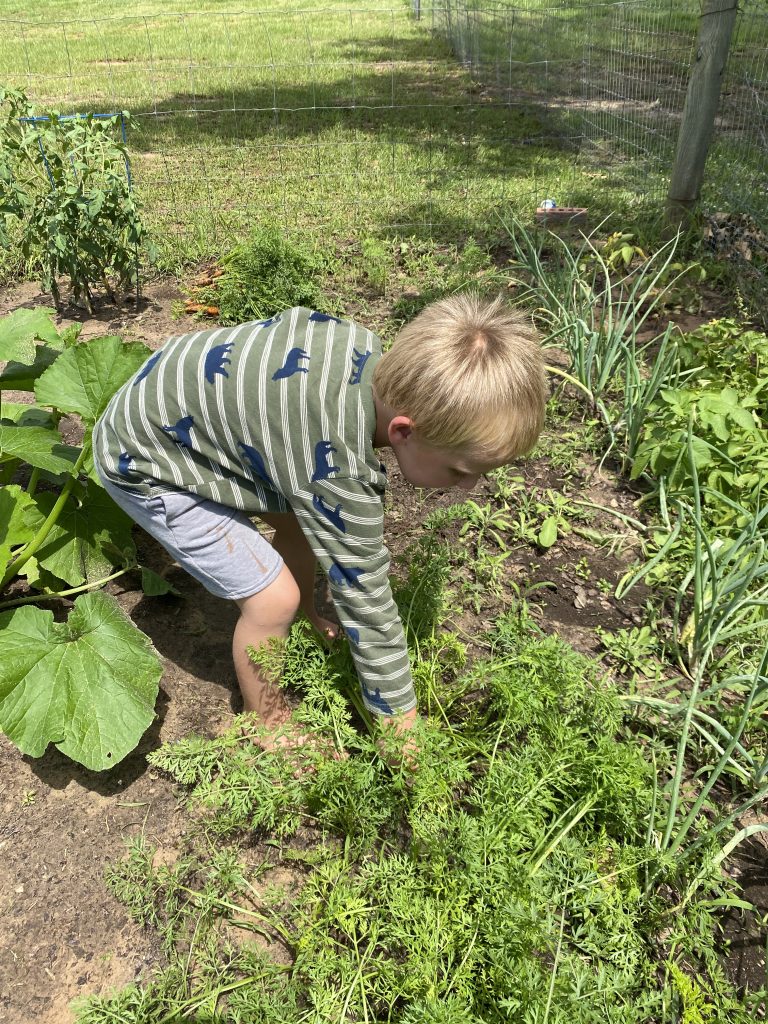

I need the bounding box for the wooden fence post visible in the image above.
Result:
[666,0,739,226]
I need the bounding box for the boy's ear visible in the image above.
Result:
[387,415,415,447]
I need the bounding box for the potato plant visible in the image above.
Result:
[0,307,163,770]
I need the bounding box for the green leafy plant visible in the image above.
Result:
[630,384,764,502]
[0,87,148,311]
[76,601,766,1023]
[187,225,330,324]
[0,306,164,769]
[458,498,513,551]
[676,318,768,401]
[597,625,661,678]
[578,231,706,313]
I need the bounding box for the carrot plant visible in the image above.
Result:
[74,523,766,1024]
[0,306,164,770]
[497,221,768,1005]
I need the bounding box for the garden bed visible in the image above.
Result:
[1,271,766,1023]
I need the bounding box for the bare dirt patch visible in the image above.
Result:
[0,277,187,349]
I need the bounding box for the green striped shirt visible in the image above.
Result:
[94,308,415,716]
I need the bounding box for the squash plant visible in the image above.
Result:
[0,307,164,770]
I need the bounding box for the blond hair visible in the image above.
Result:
[373,292,547,462]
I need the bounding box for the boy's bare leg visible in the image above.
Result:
[233,564,300,724]
[233,560,342,760]
[260,511,339,640]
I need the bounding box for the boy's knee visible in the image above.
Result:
[237,565,301,628]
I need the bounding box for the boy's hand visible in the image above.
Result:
[378,706,419,771]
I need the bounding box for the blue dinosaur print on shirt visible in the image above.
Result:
[272,348,310,381]
[362,683,394,716]
[204,342,234,384]
[255,315,281,329]
[308,311,343,324]
[161,415,195,448]
[312,493,345,532]
[133,350,163,386]
[329,563,365,589]
[348,348,372,385]
[237,441,274,487]
[345,626,360,645]
[118,452,135,476]
[311,440,341,481]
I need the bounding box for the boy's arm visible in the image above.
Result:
[381,706,418,732]
[290,477,417,723]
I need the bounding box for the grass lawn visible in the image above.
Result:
[0,0,679,271]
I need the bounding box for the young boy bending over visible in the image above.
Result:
[93,293,546,752]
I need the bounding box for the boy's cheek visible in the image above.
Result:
[404,467,447,487]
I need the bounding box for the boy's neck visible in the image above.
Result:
[372,392,394,449]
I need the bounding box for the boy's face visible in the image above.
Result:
[390,425,502,491]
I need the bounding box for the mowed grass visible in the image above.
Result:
[0,1,689,268]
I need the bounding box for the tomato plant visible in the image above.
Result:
[0,87,150,311]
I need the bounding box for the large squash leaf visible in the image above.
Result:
[0,591,162,770]
[0,485,38,580]
[31,483,136,587]
[0,403,54,428]
[35,334,151,424]
[0,308,63,391]
[0,423,80,475]
[0,306,60,364]
[0,343,62,391]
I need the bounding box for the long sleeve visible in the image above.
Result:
[290,476,415,717]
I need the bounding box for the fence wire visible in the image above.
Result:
[0,2,766,269]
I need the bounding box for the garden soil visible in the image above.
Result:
[0,280,765,1023]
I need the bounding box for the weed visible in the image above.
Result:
[459,499,513,552]
[572,557,592,580]
[392,237,509,319]
[187,226,330,325]
[597,625,661,679]
[486,466,525,501]
[359,236,391,295]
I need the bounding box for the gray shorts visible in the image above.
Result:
[98,474,284,601]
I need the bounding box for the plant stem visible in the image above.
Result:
[0,565,134,610]
[660,428,702,852]
[545,363,595,400]
[0,446,87,590]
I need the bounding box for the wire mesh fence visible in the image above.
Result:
[705,2,768,218]
[425,2,768,240]
[0,1,766,270]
